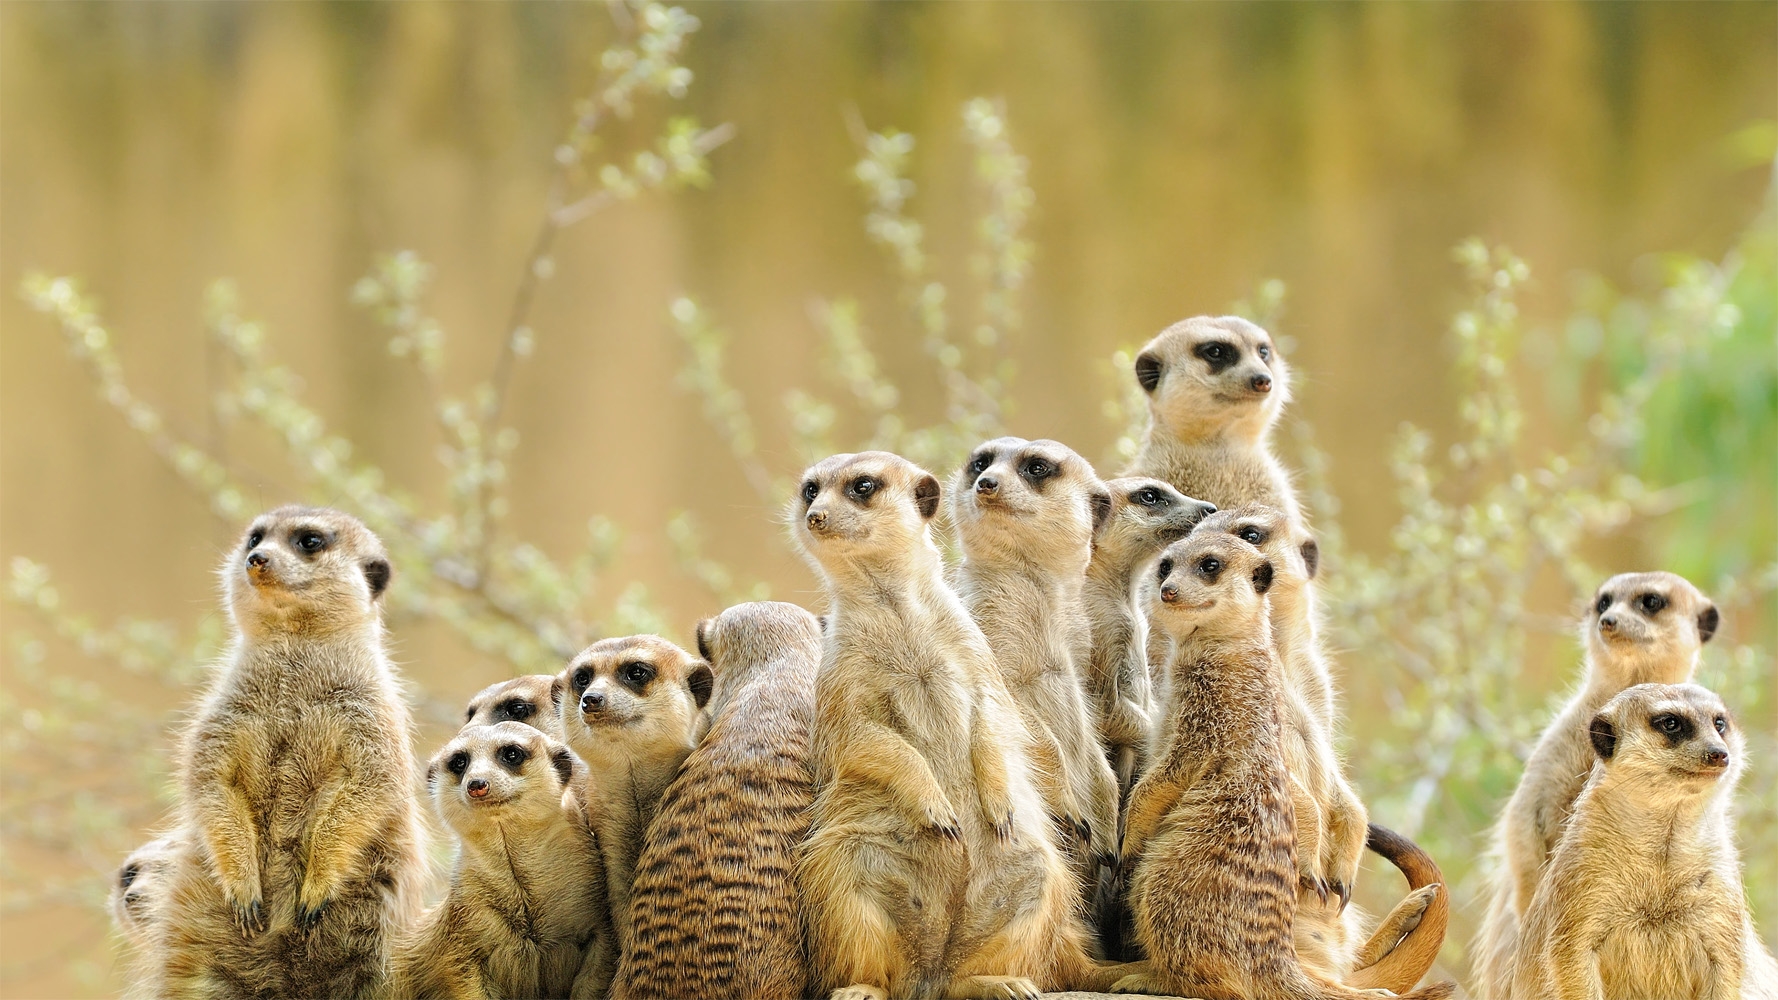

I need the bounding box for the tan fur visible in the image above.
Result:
[1111,532,1452,1000]
[462,674,564,740]
[792,451,1120,1000]
[392,722,613,1000]
[146,506,425,1000]
[1513,683,1778,1000]
[1341,825,1448,994]
[556,634,712,960]
[1476,571,1717,998]
[111,832,183,954]
[611,601,824,1000]
[951,437,1123,900]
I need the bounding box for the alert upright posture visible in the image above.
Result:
[149,507,425,1000]
[1513,684,1778,1000]
[1475,571,1718,998]
[794,451,1117,1000]
[462,674,564,739]
[1112,531,1452,1000]
[951,437,1122,885]
[393,722,613,1000]
[612,601,824,1000]
[557,634,712,955]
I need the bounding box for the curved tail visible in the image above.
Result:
[1345,823,1450,994]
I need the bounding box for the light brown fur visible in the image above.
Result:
[392,722,613,1000]
[611,601,824,1000]
[111,832,183,955]
[1476,571,1718,998]
[147,506,425,1000]
[462,674,564,740]
[1513,683,1778,1000]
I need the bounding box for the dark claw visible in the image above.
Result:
[1095,851,1119,872]
[232,898,265,938]
[1332,879,1351,911]
[297,899,328,930]
[1301,874,1329,904]
[1075,818,1092,843]
[994,814,1014,842]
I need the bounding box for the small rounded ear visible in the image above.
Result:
[1252,560,1274,595]
[363,559,392,599]
[1134,352,1163,393]
[1588,715,1618,761]
[549,676,565,710]
[1300,538,1320,580]
[913,475,941,520]
[1697,604,1719,644]
[550,747,576,787]
[1089,490,1113,536]
[695,617,716,663]
[687,662,715,709]
[816,615,828,632]
[425,760,439,788]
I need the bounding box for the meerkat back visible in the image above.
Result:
[149,506,425,1000]
[612,601,823,1000]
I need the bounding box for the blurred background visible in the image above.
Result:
[2,3,1773,996]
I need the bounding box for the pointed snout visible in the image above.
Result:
[806,508,829,533]
[1702,745,1730,769]
[581,690,606,713]
[1159,583,1180,604]
[1599,614,1619,633]
[466,777,490,799]
[246,551,269,569]
[1250,372,1272,393]
[1186,499,1217,525]
[975,475,1000,496]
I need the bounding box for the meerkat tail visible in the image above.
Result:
[1344,823,1450,994]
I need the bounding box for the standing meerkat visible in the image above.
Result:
[612,601,824,1000]
[462,674,564,740]
[793,451,1121,1000]
[392,722,614,1000]
[1513,683,1778,1000]
[951,437,1123,886]
[556,633,712,957]
[1111,531,1453,1000]
[1082,477,1216,802]
[111,832,183,954]
[1123,315,1298,519]
[148,506,425,1000]
[1475,570,1718,998]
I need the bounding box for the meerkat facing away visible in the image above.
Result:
[557,633,711,957]
[951,437,1122,890]
[148,507,426,1000]
[793,452,1121,1000]
[393,722,613,1000]
[1111,532,1453,1000]
[611,601,824,1000]
[1513,683,1778,1000]
[110,832,183,954]
[1475,570,1717,999]
[463,674,564,740]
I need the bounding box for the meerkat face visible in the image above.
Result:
[951,437,1111,571]
[109,834,178,939]
[1150,532,1273,639]
[559,635,712,743]
[223,506,391,634]
[792,451,942,570]
[1587,684,1743,799]
[1195,504,1317,594]
[1090,477,1218,579]
[463,674,564,739]
[1585,571,1717,677]
[1134,315,1289,442]
[428,722,579,831]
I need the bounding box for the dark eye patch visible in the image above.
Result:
[968,451,994,476]
[246,529,265,551]
[497,744,530,770]
[571,667,592,692]
[495,699,535,723]
[1637,592,1667,615]
[1714,716,1729,735]
[846,476,879,504]
[1197,556,1223,579]
[801,480,819,504]
[1257,343,1272,361]
[619,661,656,692]
[1020,456,1055,487]
[1596,593,1612,615]
[1131,488,1164,507]
[1156,558,1173,583]
[1236,525,1268,545]
[292,529,328,554]
[1194,341,1238,374]
[119,862,141,890]
[1650,712,1693,743]
[447,752,469,776]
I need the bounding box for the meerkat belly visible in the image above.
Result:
[1598,921,1712,999]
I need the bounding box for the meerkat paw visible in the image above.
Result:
[228,894,266,938]
[295,875,335,930]
[923,803,964,841]
[1109,971,1167,994]
[830,985,889,1000]
[948,974,1042,1000]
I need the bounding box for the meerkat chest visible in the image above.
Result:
[1595,857,1726,996]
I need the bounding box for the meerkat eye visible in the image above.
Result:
[619,661,656,688]
[1638,593,1667,615]
[1238,527,1264,544]
[245,529,265,550]
[968,453,992,475]
[1714,716,1728,735]
[1131,488,1159,506]
[501,699,534,721]
[119,862,141,889]
[1596,593,1613,615]
[1652,714,1682,734]
[1156,558,1173,581]
[1023,458,1053,480]
[447,752,470,776]
[1198,556,1222,575]
[571,667,591,690]
[293,530,327,554]
[1258,343,1272,361]
[498,744,529,767]
[801,480,819,504]
[849,477,878,499]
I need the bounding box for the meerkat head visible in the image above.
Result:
[558,634,712,752]
[109,834,179,942]
[1150,531,1274,641]
[222,506,392,639]
[792,451,943,578]
[951,437,1111,575]
[1194,504,1318,596]
[694,601,822,722]
[428,722,581,834]
[1586,683,1743,805]
[463,674,564,740]
[1134,315,1289,444]
[1090,477,1218,583]
[1584,571,1717,686]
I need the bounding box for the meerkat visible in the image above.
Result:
[1110,531,1453,1000]
[950,437,1123,890]
[145,506,425,1000]
[462,674,564,740]
[392,722,612,1000]
[1082,477,1216,803]
[110,832,183,953]
[556,633,711,958]
[793,451,1122,1000]
[1475,570,1718,999]
[611,601,824,1000]
[1513,683,1778,1000]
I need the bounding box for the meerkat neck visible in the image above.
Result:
[1580,777,1725,858]
[824,550,954,624]
[1162,628,1280,744]
[1141,411,1270,454]
[230,628,388,680]
[1585,650,1698,697]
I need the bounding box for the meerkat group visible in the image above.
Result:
[105,315,1771,1000]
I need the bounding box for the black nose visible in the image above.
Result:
[582,692,605,712]
[1250,373,1272,393]
[1600,615,1618,631]
[466,778,489,798]
[976,476,999,494]
[1703,748,1729,768]
[246,552,269,568]
[1159,584,1179,603]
